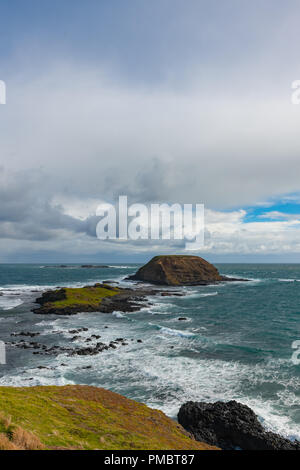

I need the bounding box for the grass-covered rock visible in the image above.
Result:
[32,283,153,315]
[0,385,217,450]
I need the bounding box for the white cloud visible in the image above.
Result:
[258,211,300,220]
[203,209,300,254]
[1,61,300,259]
[1,62,300,211]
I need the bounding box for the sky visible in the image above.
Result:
[1,0,300,262]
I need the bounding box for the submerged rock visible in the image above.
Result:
[178,400,300,450]
[11,331,40,338]
[128,255,246,286]
[7,336,128,357]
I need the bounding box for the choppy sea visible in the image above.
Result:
[0,263,299,440]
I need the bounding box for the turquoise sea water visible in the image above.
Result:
[0,263,299,440]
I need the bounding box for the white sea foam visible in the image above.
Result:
[35,319,59,327]
[87,345,300,440]
[0,372,74,387]
[1,311,299,441]
[198,292,218,297]
[148,322,196,338]
[0,296,24,310]
[112,311,126,319]
[0,279,110,296]
[180,291,218,300]
[0,284,53,293]
[223,275,263,284]
[108,265,133,269]
[140,301,175,315]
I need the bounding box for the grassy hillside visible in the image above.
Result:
[0,385,217,450]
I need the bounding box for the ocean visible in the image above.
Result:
[0,263,299,441]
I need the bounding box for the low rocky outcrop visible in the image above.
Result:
[11,331,40,338]
[44,265,109,269]
[178,400,300,450]
[6,327,145,358]
[128,255,246,286]
[7,336,130,356]
[32,283,159,315]
[80,265,109,268]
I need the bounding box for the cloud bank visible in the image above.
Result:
[1,1,300,261]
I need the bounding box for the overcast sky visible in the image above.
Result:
[1,0,300,262]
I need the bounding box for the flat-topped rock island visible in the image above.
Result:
[128,254,247,286]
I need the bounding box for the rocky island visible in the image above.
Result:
[32,283,158,315]
[33,255,246,315]
[128,255,245,286]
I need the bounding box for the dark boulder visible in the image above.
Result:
[178,400,300,450]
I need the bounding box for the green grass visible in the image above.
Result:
[52,286,119,309]
[0,386,217,450]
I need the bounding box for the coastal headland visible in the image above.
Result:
[0,385,216,450]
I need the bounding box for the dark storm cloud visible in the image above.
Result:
[0,169,89,241]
